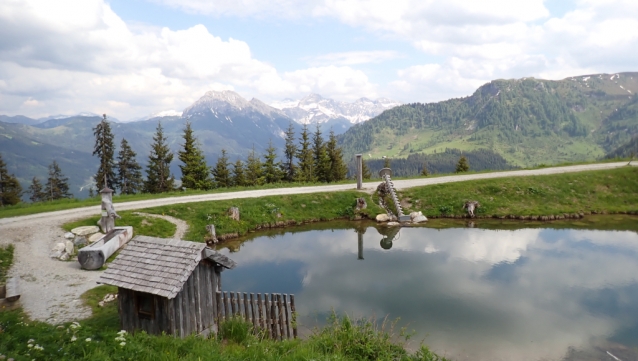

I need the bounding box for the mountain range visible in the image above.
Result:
[338,72,638,167]
[0,91,396,197]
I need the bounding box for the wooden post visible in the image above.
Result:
[283,294,290,339]
[356,154,363,190]
[270,293,278,340]
[250,293,256,329]
[258,293,264,331]
[277,294,285,340]
[243,293,250,323]
[216,292,222,322]
[223,291,229,321]
[230,292,236,316]
[264,293,271,338]
[357,231,364,260]
[290,294,297,339]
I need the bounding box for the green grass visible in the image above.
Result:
[0,245,14,284]
[401,166,638,217]
[0,180,357,219]
[62,211,176,239]
[0,287,447,361]
[140,191,382,242]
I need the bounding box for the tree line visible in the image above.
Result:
[0,116,350,206]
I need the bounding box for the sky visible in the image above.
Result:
[1,0,637,120]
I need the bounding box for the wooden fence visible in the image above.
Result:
[216,291,297,340]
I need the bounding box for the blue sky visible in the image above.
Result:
[1,0,636,120]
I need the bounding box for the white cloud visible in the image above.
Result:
[305,50,401,66]
[0,0,378,119]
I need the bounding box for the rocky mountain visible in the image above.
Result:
[338,72,638,168]
[271,94,400,133]
[0,90,302,198]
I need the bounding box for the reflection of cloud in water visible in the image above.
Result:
[220,226,638,361]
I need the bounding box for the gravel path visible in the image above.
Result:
[0,161,632,323]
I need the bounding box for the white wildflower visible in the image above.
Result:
[119,342,126,347]
[28,339,35,344]
[27,344,33,348]
[70,336,77,342]
[85,338,91,342]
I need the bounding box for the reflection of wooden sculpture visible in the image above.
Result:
[463,201,480,218]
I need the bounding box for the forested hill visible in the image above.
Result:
[349,148,516,178]
[338,72,638,168]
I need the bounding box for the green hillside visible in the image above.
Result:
[339,72,638,167]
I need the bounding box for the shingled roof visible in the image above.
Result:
[97,235,235,299]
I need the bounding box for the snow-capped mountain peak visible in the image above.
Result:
[270,94,401,125]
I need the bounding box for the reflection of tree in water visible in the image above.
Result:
[378,226,401,250]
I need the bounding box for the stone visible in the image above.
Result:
[50,250,63,259]
[71,226,100,236]
[355,198,367,210]
[386,222,400,226]
[65,240,75,255]
[74,236,88,247]
[52,242,66,252]
[412,214,428,223]
[64,232,75,239]
[228,207,240,221]
[463,201,480,218]
[88,233,104,244]
[59,252,70,261]
[376,214,390,222]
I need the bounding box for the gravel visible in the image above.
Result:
[0,161,632,323]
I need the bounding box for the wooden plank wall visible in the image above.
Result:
[216,291,297,340]
[119,260,219,338]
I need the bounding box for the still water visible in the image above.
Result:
[218,219,638,361]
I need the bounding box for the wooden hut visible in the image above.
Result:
[97,235,236,337]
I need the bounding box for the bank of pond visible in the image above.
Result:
[2,215,638,361]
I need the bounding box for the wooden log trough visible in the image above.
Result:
[0,276,21,311]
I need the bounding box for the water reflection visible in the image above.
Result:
[218,222,638,361]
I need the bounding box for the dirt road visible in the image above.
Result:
[0,161,632,323]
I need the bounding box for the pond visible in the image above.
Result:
[217,217,638,361]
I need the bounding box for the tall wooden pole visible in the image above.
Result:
[355,154,362,190]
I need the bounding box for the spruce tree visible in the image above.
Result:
[212,149,231,188]
[262,139,283,184]
[45,160,72,200]
[282,122,297,182]
[383,157,391,168]
[312,123,330,182]
[28,177,46,203]
[325,129,347,182]
[361,159,372,180]
[92,114,116,192]
[232,159,246,187]
[116,138,143,195]
[178,121,212,190]
[144,121,175,193]
[456,155,470,173]
[0,153,22,206]
[421,162,429,176]
[295,124,314,182]
[245,145,264,186]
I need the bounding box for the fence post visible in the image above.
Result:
[356,154,363,190]
[290,294,297,339]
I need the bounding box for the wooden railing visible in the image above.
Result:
[216,291,297,340]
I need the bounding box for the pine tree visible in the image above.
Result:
[178,121,212,190]
[325,129,347,182]
[45,160,72,200]
[262,139,283,184]
[232,159,246,187]
[212,149,231,188]
[92,114,116,192]
[282,122,297,182]
[295,124,314,182]
[456,155,470,173]
[28,177,46,203]
[361,159,372,180]
[312,123,330,182]
[0,153,22,206]
[245,145,264,186]
[116,138,143,195]
[144,121,175,193]
[383,157,391,168]
[421,162,429,176]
